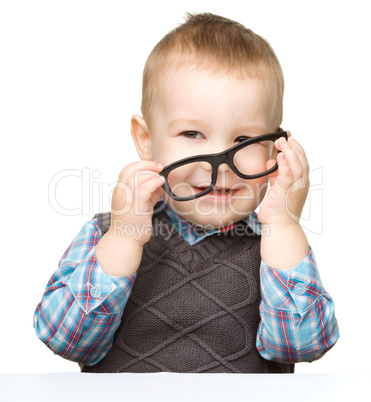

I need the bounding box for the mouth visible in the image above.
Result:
[192,185,240,198]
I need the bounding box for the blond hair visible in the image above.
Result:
[141,13,284,128]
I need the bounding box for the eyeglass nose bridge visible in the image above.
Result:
[208,149,245,187]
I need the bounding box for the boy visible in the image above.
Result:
[34,13,339,373]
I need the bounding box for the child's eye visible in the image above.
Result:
[181,131,204,139]
[234,136,251,143]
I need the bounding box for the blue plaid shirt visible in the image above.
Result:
[34,202,339,365]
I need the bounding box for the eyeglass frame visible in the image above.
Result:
[160,131,288,201]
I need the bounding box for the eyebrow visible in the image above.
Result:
[168,119,267,135]
[168,118,206,129]
[233,126,269,136]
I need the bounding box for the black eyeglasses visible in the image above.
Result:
[160,131,287,201]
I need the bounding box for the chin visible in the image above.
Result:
[181,211,245,230]
[164,196,257,229]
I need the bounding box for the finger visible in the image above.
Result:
[149,185,165,208]
[266,158,279,187]
[279,139,305,181]
[276,151,294,190]
[276,135,309,173]
[111,184,133,215]
[274,136,285,152]
[274,133,303,155]
[127,169,164,190]
[126,160,163,172]
[138,174,165,195]
[136,175,166,212]
[118,160,163,183]
[112,172,164,213]
[287,137,310,175]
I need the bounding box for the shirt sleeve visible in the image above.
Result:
[256,246,339,363]
[33,217,136,366]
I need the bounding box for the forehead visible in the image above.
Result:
[154,65,278,130]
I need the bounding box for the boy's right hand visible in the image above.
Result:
[110,160,165,245]
[95,161,165,276]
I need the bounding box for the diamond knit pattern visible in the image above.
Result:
[82,212,294,373]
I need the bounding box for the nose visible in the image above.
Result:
[201,161,213,172]
[217,162,232,174]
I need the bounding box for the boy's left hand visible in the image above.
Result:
[258,133,310,227]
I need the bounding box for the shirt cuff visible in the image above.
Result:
[67,249,136,315]
[260,246,324,314]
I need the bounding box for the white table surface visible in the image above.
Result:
[0,373,369,402]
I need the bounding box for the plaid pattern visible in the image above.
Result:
[34,203,339,365]
[257,247,339,362]
[33,219,136,365]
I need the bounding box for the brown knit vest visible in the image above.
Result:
[81,210,294,373]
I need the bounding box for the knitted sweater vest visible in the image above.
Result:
[81,211,294,373]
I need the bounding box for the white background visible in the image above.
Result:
[1,0,370,374]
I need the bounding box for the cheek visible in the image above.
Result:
[149,137,174,165]
[254,176,270,198]
[150,146,167,165]
[235,176,269,194]
[166,166,195,198]
[152,147,187,168]
[232,176,270,206]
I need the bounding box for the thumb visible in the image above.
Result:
[266,158,279,187]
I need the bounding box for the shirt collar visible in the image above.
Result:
[157,199,262,246]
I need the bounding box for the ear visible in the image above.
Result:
[131,115,152,160]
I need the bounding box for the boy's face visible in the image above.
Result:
[136,65,279,229]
